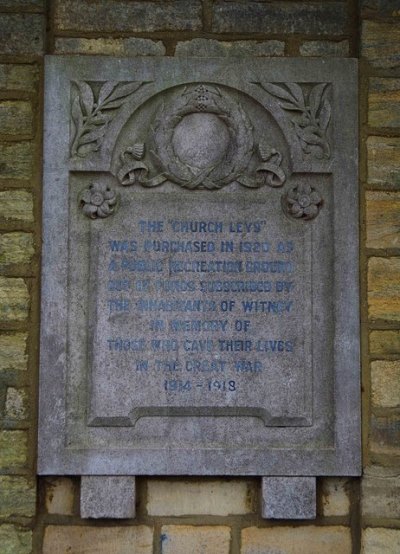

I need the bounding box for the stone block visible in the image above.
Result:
[0,191,34,222]
[45,477,75,515]
[0,431,28,470]
[361,0,400,18]
[0,277,30,322]
[300,40,349,57]
[43,525,153,554]
[362,21,400,68]
[0,332,28,371]
[321,478,350,517]
[0,0,43,9]
[0,233,34,266]
[367,136,400,189]
[362,466,400,519]
[0,14,43,55]
[54,0,202,32]
[370,414,400,455]
[0,525,32,554]
[0,65,38,92]
[370,330,400,356]
[5,387,29,419]
[362,527,400,553]
[80,476,136,519]
[368,258,400,321]
[241,526,352,554]
[175,39,284,57]
[0,101,33,136]
[147,479,254,516]
[366,191,400,249]
[371,360,400,408]
[0,476,36,517]
[161,525,230,554]
[261,477,316,519]
[212,1,347,35]
[0,143,33,179]
[55,37,166,56]
[369,78,400,128]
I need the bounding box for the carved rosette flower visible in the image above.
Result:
[80,182,118,219]
[283,184,322,221]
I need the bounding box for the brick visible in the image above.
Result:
[45,477,75,515]
[261,477,316,519]
[0,476,36,517]
[362,21,400,68]
[81,476,136,519]
[148,479,254,516]
[368,258,400,321]
[0,525,32,554]
[361,0,400,18]
[0,101,33,137]
[0,65,38,92]
[54,0,202,33]
[161,526,230,554]
[300,40,349,57]
[369,78,400,128]
[0,277,30,322]
[370,330,400,356]
[322,478,350,517]
[0,233,34,266]
[362,528,400,553]
[43,526,153,554]
[371,360,400,408]
[55,37,166,56]
[0,144,33,179]
[0,333,28,371]
[0,191,33,223]
[212,2,347,35]
[0,431,28,470]
[5,387,28,419]
[366,192,400,249]
[241,526,352,554]
[0,14,44,55]
[0,0,43,8]
[370,414,400,455]
[362,466,400,519]
[367,136,400,189]
[175,39,284,57]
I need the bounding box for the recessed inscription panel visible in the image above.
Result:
[39,57,360,475]
[88,193,312,427]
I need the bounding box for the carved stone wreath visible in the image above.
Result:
[150,84,254,190]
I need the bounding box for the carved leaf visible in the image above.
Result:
[77,142,99,156]
[278,102,304,111]
[102,82,143,105]
[261,82,299,105]
[75,81,94,116]
[97,81,118,104]
[79,126,107,146]
[318,98,331,131]
[309,83,327,119]
[285,83,305,108]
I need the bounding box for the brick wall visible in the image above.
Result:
[0,1,398,552]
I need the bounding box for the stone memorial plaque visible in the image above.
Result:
[39,57,360,476]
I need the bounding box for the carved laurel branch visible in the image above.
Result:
[258,82,331,160]
[70,81,146,158]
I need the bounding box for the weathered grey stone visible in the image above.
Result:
[81,476,136,519]
[212,2,348,35]
[39,57,360,484]
[175,39,284,57]
[262,477,316,519]
[0,14,44,55]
